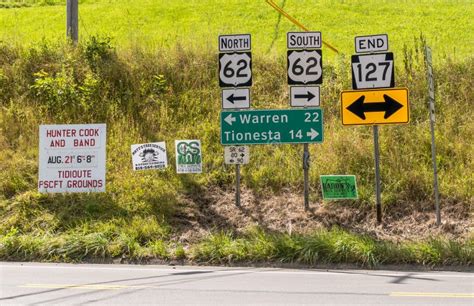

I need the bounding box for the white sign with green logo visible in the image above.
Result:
[175,140,202,174]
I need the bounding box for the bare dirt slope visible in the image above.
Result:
[172,187,472,243]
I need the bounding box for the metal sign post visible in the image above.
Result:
[341,34,409,224]
[373,125,382,223]
[286,31,323,210]
[425,46,441,226]
[219,34,252,208]
[303,143,310,210]
[236,164,241,207]
[66,0,78,43]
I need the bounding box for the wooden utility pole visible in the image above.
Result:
[66,0,78,43]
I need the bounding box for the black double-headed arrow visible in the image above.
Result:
[294,91,315,101]
[346,94,403,120]
[227,94,247,104]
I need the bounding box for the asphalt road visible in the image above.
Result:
[0,263,472,305]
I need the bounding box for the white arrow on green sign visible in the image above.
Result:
[220,109,323,145]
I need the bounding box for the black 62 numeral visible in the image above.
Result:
[291,57,319,76]
[224,59,249,78]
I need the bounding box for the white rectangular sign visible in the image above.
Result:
[38,124,106,193]
[290,86,320,107]
[218,34,251,52]
[131,142,168,171]
[222,88,250,109]
[224,146,250,165]
[287,32,322,49]
[355,34,389,53]
[175,140,202,174]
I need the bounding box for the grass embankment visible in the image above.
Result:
[0,36,472,266]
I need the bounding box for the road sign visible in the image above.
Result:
[219,34,251,52]
[290,86,320,107]
[222,88,250,109]
[221,108,323,145]
[341,88,409,125]
[219,52,252,87]
[175,140,202,174]
[287,32,321,49]
[351,52,394,89]
[320,175,358,200]
[131,142,168,171]
[287,50,322,85]
[38,124,106,193]
[355,34,388,53]
[224,146,250,164]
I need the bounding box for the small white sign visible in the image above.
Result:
[38,123,106,193]
[175,140,202,174]
[355,34,389,53]
[287,32,322,49]
[219,34,251,52]
[224,146,250,165]
[131,142,168,171]
[219,52,252,87]
[290,86,320,107]
[222,88,250,109]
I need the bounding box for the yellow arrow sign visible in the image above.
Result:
[341,88,409,125]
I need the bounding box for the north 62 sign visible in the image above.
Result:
[287,50,322,85]
[219,52,252,87]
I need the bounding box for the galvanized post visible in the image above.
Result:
[373,125,382,223]
[303,143,310,211]
[424,46,441,226]
[235,164,241,207]
[66,0,78,43]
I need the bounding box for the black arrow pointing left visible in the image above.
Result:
[227,94,246,104]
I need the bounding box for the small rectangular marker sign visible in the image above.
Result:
[320,175,358,200]
[287,32,322,49]
[355,34,388,53]
[222,88,250,109]
[218,34,251,52]
[224,146,250,165]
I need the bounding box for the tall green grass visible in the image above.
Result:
[0,0,472,60]
[192,227,473,267]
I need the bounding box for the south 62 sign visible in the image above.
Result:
[219,52,252,87]
[287,50,322,85]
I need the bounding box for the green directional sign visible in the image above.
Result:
[320,175,358,200]
[221,108,323,145]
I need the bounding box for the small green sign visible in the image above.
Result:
[320,175,358,200]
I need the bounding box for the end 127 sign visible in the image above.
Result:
[221,109,323,145]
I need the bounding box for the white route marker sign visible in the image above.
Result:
[287,32,321,49]
[222,88,250,109]
[290,86,320,107]
[219,34,251,52]
[351,52,394,89]
[355,34,389,53]
[131,142,168,171]
[218,34,252,88]
[224,146,250,165]
[38,123,106,193]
